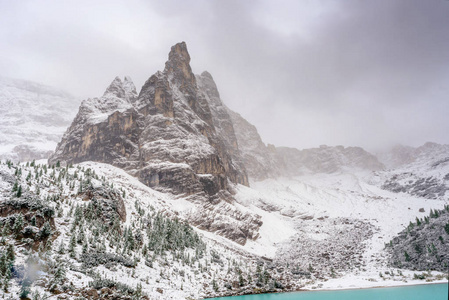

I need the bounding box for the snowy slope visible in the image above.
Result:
[1,160,448,299]
[1,41,448,299]
[377,143,449,199]
[0,160,276,299]
[231,168,448,289]
[0,76,79,161]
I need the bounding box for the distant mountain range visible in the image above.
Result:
[0,76,79,161]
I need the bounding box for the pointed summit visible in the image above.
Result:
[103,76,125,98]
[123,76,137,99]
[103,76,136,101]
[199,71,220,99]
[164,42,195,85]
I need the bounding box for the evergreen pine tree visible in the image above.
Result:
[17,185,22,197]
[13,214,24,234]
[12,181,18,193]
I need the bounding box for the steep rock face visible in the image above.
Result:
[49,76,140,167]
[196,71,248,186]
[50,43,250,196]
[50,42,259,245]
[131,42,248,196]
[227,109,282,180]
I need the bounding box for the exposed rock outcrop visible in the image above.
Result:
[49,42,259,244]
[380,142,449,199]
[50,43,248,198]
[196,72,248,186]
[227,109,282,180]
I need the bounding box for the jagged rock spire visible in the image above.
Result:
[50,42,256,245]
[164,42,196,85]
[103,76,125,98]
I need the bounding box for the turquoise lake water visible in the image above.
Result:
[211,283,448,300]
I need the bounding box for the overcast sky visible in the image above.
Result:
[1,0,448,152]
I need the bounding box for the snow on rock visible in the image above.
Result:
[0,76,79,161]
[229,109,384,181]
[0,160,296,299]
[378,142,449,199]
[231,168,448,290]
[3,42,448,299]
[227,109,282,180]
[49,42,259,245]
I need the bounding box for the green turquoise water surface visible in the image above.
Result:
[211,283,448,300]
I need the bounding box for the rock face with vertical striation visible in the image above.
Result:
[196,71,248,186]
[49,76,140,168]
[49,42,261,245]
[227,109,283,180]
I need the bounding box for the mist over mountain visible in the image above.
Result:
[0,42,448,299]
[0,76,79,162]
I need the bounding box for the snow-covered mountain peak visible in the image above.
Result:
[379,142,449,170]
[103,76,125,98]
[377,142,449,199]
[50,42,256,245]
[103,76,136,102]
[123,75,137,98]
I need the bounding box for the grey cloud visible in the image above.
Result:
[1,0,448,152]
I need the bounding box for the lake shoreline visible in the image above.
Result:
[205,279,448,299]
[301,279,448,292]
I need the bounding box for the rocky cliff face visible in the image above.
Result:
[50,43,248,197]
[227,109,283,180]
[49,42,260,245]
[196,72,248,186]
[50,76,139,168]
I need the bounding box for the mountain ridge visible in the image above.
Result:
[0,76,79,162]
